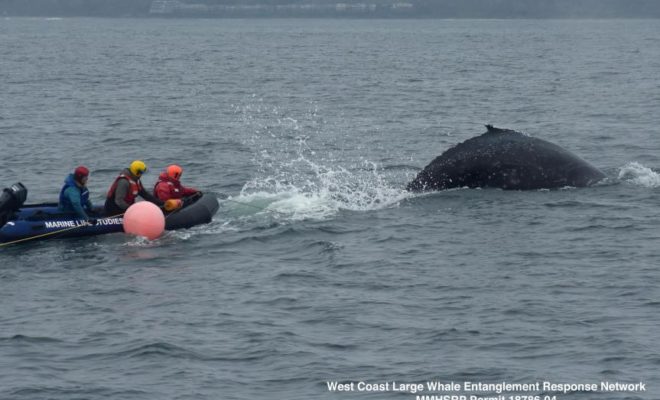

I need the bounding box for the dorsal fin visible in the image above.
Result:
[485,125,517,135]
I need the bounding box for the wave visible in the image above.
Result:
[10,387,149,399]
[618,162,660,188]
[0,334,63,344]
[114,341,201,360]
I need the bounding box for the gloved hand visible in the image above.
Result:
[87,218,97,226]
[164,199,183,212]
[183,191,201,207]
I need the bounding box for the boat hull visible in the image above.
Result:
[0,194,219,244]
[0,204,123,243]
[165,193,220,230]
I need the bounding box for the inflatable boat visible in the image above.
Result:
[0,182,219,245]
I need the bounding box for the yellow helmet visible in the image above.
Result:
[129,160,147,177]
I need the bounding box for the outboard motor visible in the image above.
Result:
[0,182,28,227]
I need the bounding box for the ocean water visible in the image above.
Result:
[1,18,660,400]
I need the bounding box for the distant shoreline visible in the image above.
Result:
[3,0,660,19]
[3,14,660,20]
[3,15,660,20]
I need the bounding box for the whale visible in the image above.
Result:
[407,125,606,191]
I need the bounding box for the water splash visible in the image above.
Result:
[232,98,411,221]
[237,156,410,221]
[122,235,162,248]
[618,162,660,188]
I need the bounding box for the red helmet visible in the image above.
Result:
[166,164,183,180]
[74,166,89,182]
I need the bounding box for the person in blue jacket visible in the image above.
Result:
[58,166,96,225]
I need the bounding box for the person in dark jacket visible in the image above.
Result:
[59,165,96,224]
[104,160,164,216]
[153,164,201,210]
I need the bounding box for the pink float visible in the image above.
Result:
[122,202,165,240]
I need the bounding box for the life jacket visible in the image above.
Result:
[59,174,90,211]
[106,170,142,205]
[153,172,183,201]
[153,172,198,201]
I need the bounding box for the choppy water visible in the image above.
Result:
[1,18,660,400]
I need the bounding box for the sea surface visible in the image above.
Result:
[1,18,660,400]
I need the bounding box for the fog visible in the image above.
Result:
[2,0,660,18]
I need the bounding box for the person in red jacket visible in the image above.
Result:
[153,165,201,210]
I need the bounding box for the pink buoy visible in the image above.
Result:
[123,201,165,240]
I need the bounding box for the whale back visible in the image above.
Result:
[407,126,605,191]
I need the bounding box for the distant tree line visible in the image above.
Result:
[2,0,660,18]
